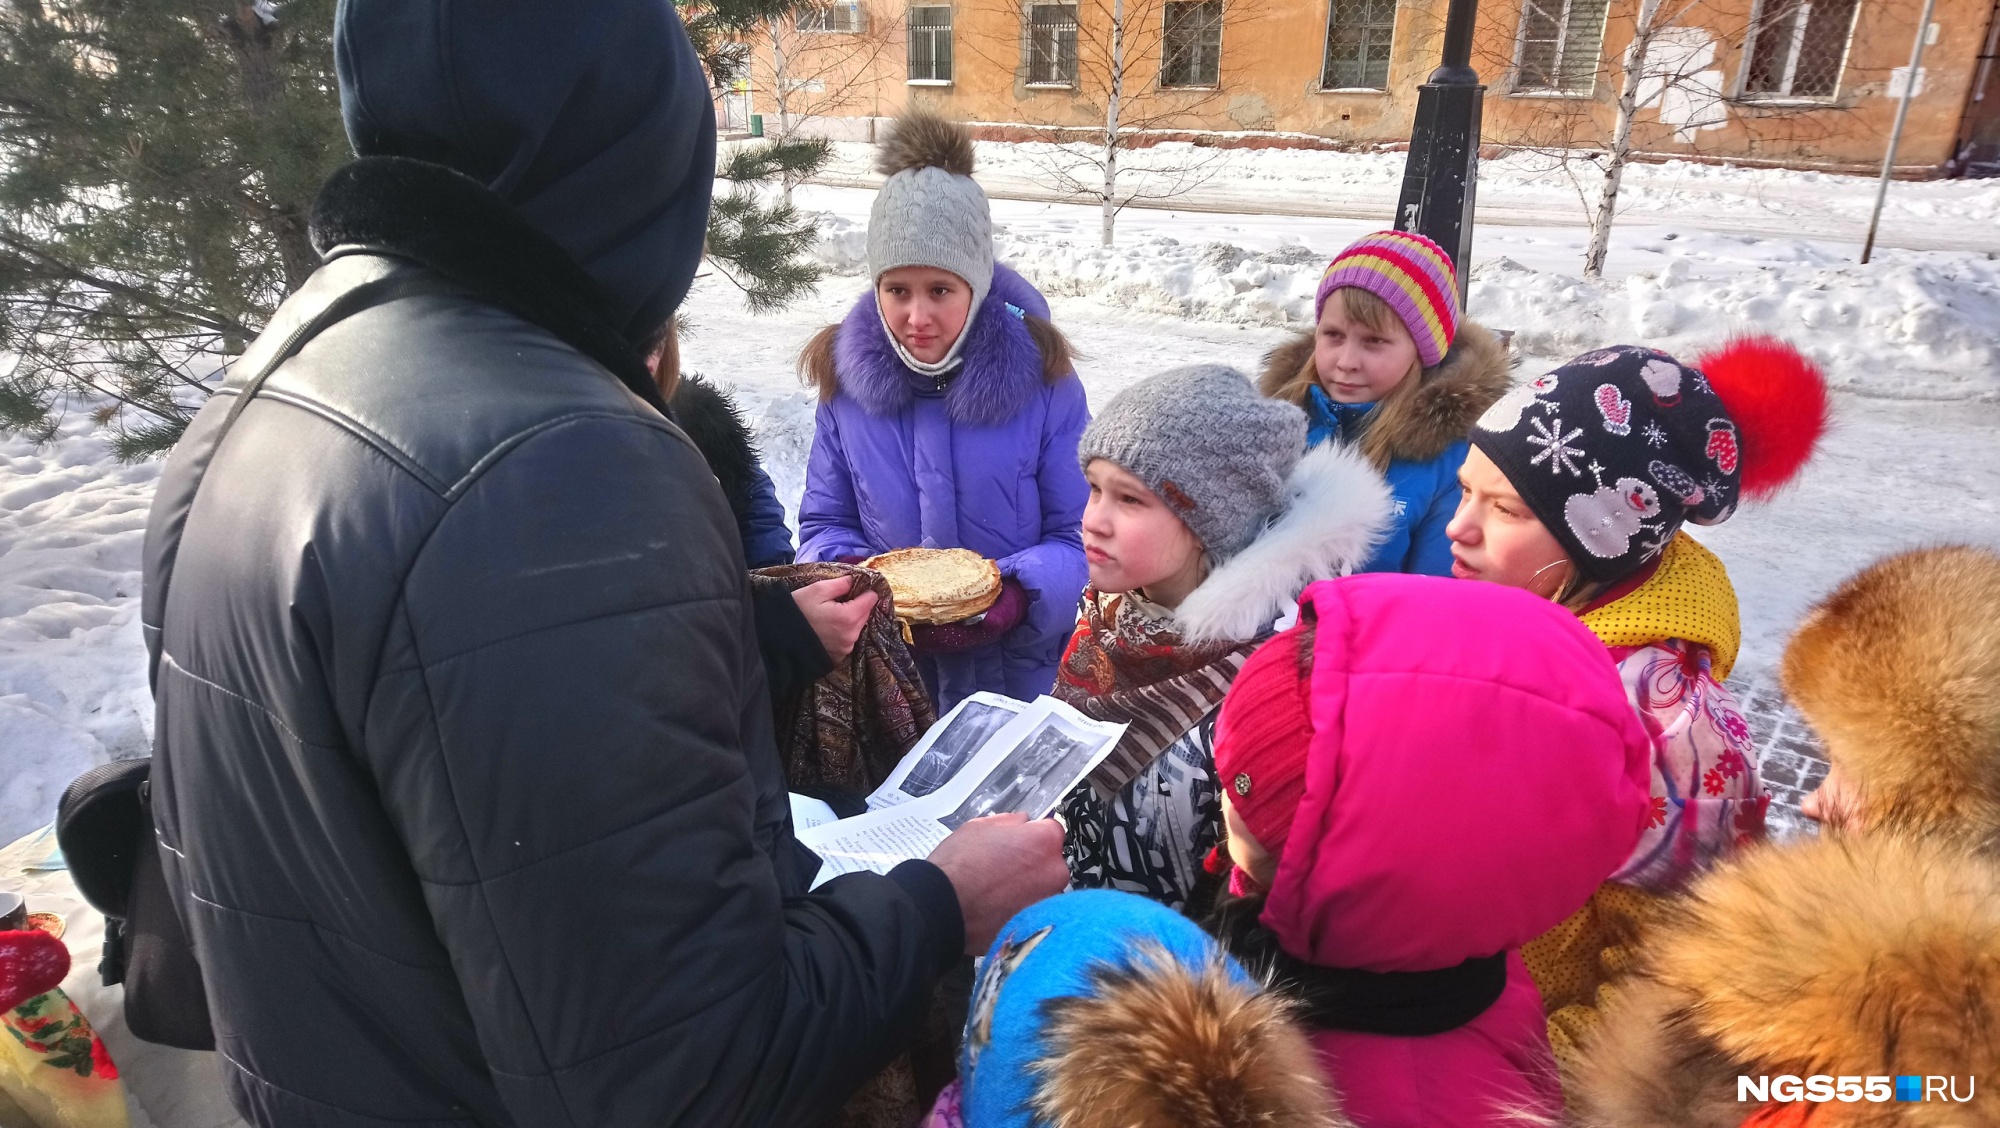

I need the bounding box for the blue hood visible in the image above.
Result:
[335,0,716,347]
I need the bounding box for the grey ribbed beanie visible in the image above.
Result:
[1079,365,1310,562]
[866,111,994,369]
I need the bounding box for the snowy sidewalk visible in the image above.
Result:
[790,139,2000,255]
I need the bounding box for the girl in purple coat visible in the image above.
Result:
[796,111,1089,711]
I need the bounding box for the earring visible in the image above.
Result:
[1528,557,1571,599]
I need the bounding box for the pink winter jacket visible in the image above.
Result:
[1255,576,1654,1128]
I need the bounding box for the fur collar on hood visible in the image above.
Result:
[1031,946,1346,1128]
[1175,441,1394,645]
[1781,546,2000,851]
[832,264,1055,426]
[1258,321,1511,464]
[310,155,666,414]
[669,374,761,528]
[1570,834,2000,1127]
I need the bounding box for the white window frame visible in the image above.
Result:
[797,2,869,33]
[1734,0,1861,101]
[1160,0,1225,89]
[1319,0,1399,91]
[907,5,955,84]
[1508,0,1609,95]
[1025,3,1080,87]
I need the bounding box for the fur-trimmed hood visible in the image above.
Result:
[1782,546,2000,851]
[1029,947,1346,1128]
[960,889,1342,1128]
[310,156,666,414]
[1570,834,2000,1127]
[1174,441,1394,645]
[668,374,761,528]
[1258,321,1511,464]
[831,264,1058,426]
[333,1,715,346]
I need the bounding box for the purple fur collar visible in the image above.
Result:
[833,264,1056,426]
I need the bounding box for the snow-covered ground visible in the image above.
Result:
[1,156,1997,845]
[802,138,2000,253]
[0,423,157,843]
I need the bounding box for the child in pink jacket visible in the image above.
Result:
[1208,574,1654,1128]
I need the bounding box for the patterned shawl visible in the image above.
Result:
[756,562,937,794]
[1054,589,1260,793]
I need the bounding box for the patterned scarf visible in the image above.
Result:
[755,563,937,794]
[1055,589,1259,793]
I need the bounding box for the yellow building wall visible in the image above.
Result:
[745,0,1992,171]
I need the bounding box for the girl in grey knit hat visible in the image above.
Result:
[1053,363,1392,911]
[792,110,1092,712]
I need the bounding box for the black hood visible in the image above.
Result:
[334,0,715,347]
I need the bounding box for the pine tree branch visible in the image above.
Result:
[0,233,255,338]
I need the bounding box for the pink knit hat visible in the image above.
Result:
[1313,231,1460,368]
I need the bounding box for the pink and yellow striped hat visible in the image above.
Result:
[1313,231,1460,368]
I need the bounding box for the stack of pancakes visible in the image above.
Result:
[863,548,1002,625]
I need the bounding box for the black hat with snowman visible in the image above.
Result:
[1469,338,1830,584]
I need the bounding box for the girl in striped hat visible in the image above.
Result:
[1260,231,1511,576]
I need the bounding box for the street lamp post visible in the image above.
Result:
[1394,0,1484,299]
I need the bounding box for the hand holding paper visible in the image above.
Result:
[926,813,1068,954]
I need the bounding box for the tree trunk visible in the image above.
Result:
[218,4,318,294]
[1583,0,1662,279]
[772,29,797,206]
[1101,0,1123,247]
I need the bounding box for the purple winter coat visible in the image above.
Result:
[799,265,1090,712]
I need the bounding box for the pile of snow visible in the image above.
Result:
[814,212,2000,400]
[1471,252,2000,400]
[0,422,156,844]
[813,213,1327,324]
[808,139,2000,250]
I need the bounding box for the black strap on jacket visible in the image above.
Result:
[1209,894,1509,1037]
[90,267,456,1051]
[217,269,460,437]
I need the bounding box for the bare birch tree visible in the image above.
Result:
[1478,0,1868,278]
[964,0,1258,246]
[760,1,902,201]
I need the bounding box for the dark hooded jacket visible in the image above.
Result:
[671,374,797,570]
[140,4,960,1126]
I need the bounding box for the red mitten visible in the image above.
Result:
[0,928,71,1013]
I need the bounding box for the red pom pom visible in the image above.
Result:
[0,928,71,1013]
[1695,336,1829,500]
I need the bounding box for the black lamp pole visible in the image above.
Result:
[1394,0,1483,300]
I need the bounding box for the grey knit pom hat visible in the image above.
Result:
[1079,365,1310,562]
[866,110,995,373]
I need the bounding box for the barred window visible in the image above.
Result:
[908,5,953,81]
[1742,0,1859,98]
[798,2,868,32]
[1028,4,1080,85]
[1513,0,1609,92]
[1161,1,1224,88]
[1322,0,1397,89]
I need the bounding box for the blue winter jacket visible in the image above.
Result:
[1262,322,1513,576]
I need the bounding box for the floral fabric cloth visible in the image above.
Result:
[2,986,126,1128]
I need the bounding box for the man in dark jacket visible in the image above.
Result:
[139,3,1066,1125]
